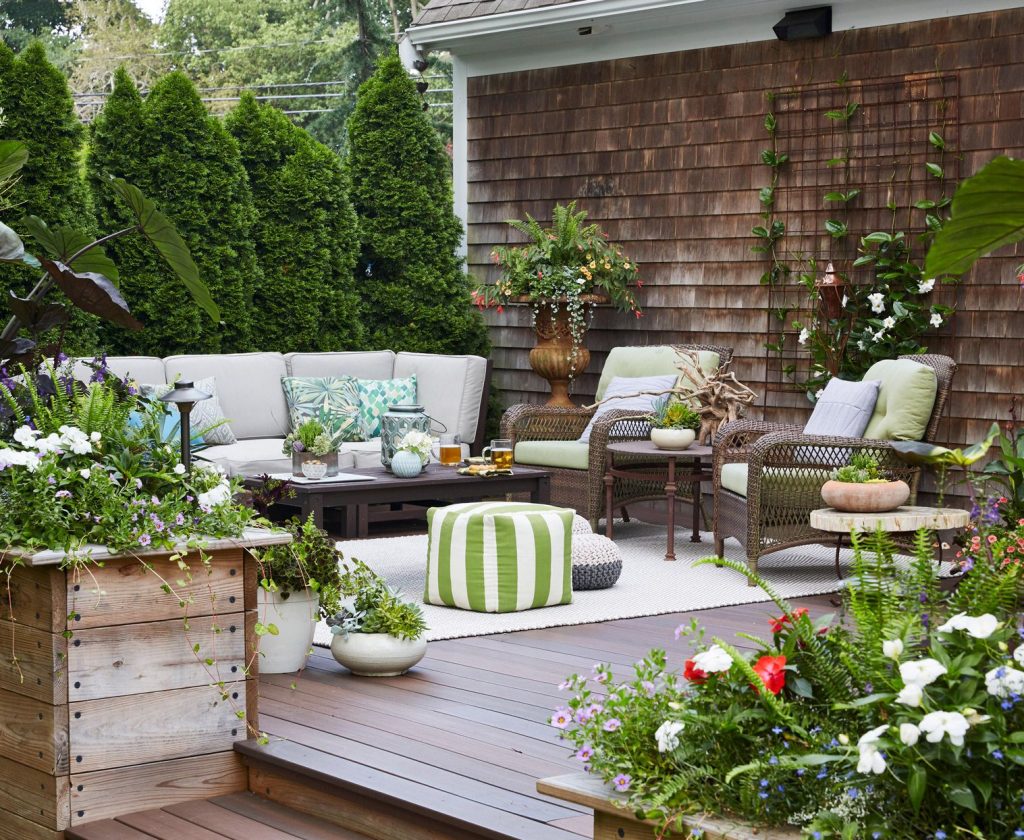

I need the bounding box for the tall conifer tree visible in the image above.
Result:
[345,52,490,356]
[226,94,362,352]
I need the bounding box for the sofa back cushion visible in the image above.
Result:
[286,351,395,380]
[164,352,290,439]
[595,346,720,402]
[75,356,166,385]
[393,352,488,444]
[862,358,938,441]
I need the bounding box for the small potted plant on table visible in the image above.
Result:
[251,514,343,674]
[647,395,701,451]
[283,419,337,477]
[820,452,910,512]
[326,558,427,676]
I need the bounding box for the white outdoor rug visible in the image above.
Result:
[313,521,895,644]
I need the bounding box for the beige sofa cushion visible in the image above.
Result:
[164,353,290,440]
[394,352,487,444]
[75,356,166,385]
[595,346,720,402]
[286,351,396,380]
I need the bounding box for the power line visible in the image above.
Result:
[70,35,348,64]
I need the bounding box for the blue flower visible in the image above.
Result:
[769,756,779,765]
[1014,830,1024,838]
[848,787,860,800]
[772,726,783,735]
[758,791,769,799]
[935,832,947,839]
[993,750,1004,760]
[760,779,769,788]
[872,834,882,839]
[816,768,828,780]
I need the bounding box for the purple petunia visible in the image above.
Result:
[138,533,152,547]
[612,774,631,792]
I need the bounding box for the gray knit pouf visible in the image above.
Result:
[572,532,623,590]
[572,514,592,535]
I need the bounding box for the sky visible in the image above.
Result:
[133,0,165,23]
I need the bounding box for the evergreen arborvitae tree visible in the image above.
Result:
[88,71,257,355]
[225,94,362,352]
[345,52,490,356]
[0,40,98,353]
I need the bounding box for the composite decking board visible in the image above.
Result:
[392,659,566,708]
[258,712,582,822]
[237,739,579,840]
[114,809,232,839]
[162,799,303,840]
[207,792,371,839]
[65,822,157,839]
[259,682,572,781]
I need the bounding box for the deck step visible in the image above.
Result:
[64,791,370,839]
[236,737,582,840]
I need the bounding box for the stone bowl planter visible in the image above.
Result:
[820,479,910,513]
[651,428,696,450]
[330,632,427,676]
[257,587,320,674]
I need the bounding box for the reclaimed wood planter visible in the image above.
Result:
[539,773,800,840]
[0,529,290,839]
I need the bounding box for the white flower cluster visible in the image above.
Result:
[691,644,732,674]
[197,480,232,508]
[1,425,102,471]
[655,720,684,753]
[397,430,434,461]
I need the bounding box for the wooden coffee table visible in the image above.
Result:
[244,464,551,535]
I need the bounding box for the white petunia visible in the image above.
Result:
[985,665,1024,699]
[173,463,187,475]
[918,711,969,746]
[1015,646,1024,667]
[798,327,810,345]
[856,726,889,775]
[868,292,885,314]
[899,723,920,746]
[937,613,1000,640]
[13,425,38,447]
[896,683,923,707]
[655,720,685,753]
[197,481,232,508]
[882,639,904,660]
[930,312,943,328]
[899,658,947,688]
[691,644,733,674]
[35,433,62,454]
[918,278,935,294]
[858,724,889,746]
[79,468,92,480]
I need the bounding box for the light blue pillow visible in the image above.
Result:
[580,374,679,443]
[803,378,881,439]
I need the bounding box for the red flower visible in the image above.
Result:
[752,655,787,695]
[683,659,708,684]
[768,607,808,634]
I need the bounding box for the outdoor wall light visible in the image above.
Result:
[160,380,210,473]
[773,6,832,40]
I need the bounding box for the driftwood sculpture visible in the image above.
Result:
[585,348,758,445]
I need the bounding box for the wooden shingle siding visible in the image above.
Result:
[467,9,1024,450]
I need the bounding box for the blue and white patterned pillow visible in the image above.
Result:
[357,376,417,438]
[281,376,365,445]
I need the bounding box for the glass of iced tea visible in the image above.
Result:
[484,438,514,470]
[438,433,462,466]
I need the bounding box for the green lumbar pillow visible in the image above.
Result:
[861,359,937,441]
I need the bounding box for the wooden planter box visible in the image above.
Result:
[0,530,290,839]
[538,774,800,840]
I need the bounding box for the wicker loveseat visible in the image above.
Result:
[712,353,957,580]
[502,344,732,530]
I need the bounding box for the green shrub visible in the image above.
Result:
[225,94,362,352]
[88,70,257,355]
[345,52,490,357]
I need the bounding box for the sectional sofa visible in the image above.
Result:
[82,351,491,476]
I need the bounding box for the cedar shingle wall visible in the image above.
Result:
[467,9,1024,448]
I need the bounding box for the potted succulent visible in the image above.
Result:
[473,202,642,407]
[326,557,428,676]
[251,514,342,674]
[647,395,701,450]
[391,429,433,478]
[283,418,338,477]
[820,452,910,512]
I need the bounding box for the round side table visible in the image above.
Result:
[809,505,970,577]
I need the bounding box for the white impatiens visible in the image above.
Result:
[899,723,920,746]
[691,644,733,674]
[985,665,1024,699]
[856,725,889,774]
[868,292,885,314]
[918,711,970,746]
[918,278,935,294]
[882,639,904,660]
[13,425,37,447]
[937,613,1000,640]
[899,658,947,688]
[655,720,685,753]
[896,683,924,707]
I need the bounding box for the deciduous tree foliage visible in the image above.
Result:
[345,52,489,357]
[88,70,257,354]
[226,93,363,352]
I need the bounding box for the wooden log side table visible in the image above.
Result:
[809,505,970,577]
[604,441,713,561]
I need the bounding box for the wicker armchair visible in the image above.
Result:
[712,354,957,581]
[502,344,734,530]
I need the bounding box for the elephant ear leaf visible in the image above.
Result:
[890,440,957,466]
[107,177,220,323]
[925,156,1024,277]
[959,423,1001,465]
[20,216,119,283]
[0,140,28,182]
[0,220,39,267]
[7,292,69,334]
[40,258,143,331]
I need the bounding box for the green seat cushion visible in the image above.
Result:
[356,375,417,438]
[719,462,829,503]
[594,346,721,401]
[281,375,365,445]
[720,462,750,497]
[425,502,573,612]
[514,440,590,470]
[862,359,937,441]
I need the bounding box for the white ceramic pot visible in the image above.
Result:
[330,632,427,677]
[651,427,696,450]
[820,479,910,513]
[257,587,320,674]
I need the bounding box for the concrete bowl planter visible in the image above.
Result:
[330,632,427,676]
[820,479,910,512]
[651,427,696,450]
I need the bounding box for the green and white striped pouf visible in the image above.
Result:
[425,502,574,613]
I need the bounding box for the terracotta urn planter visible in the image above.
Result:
[520,295,607,408]
[820,479,910,512]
